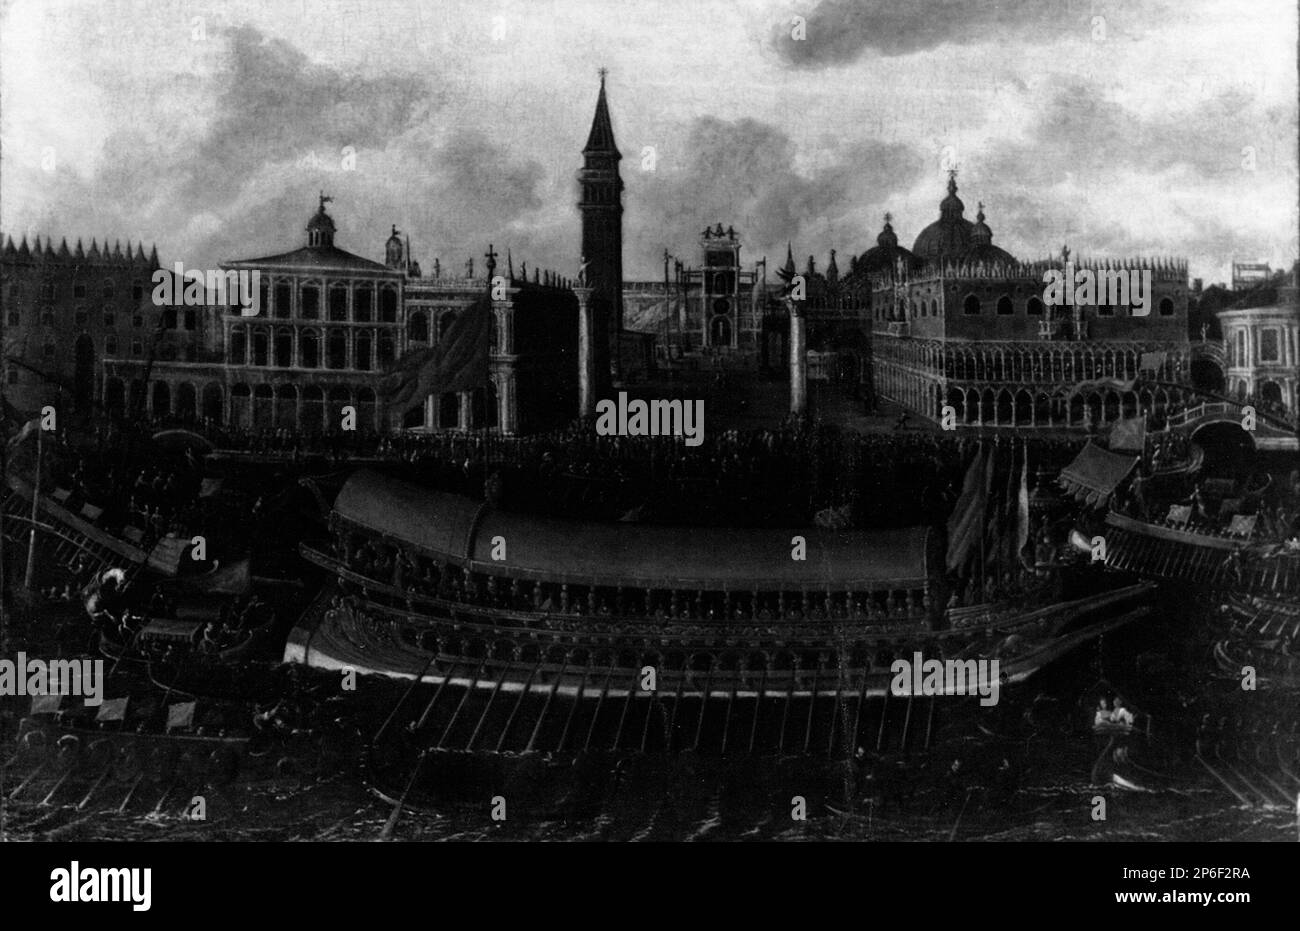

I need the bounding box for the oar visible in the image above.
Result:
[76,765,112,810]
[948,787,975,842]
[378,749,427,842]
[7,759,50,800]
[40,763,76,806]
[116,774,145,813]
[1195,755,1253,807]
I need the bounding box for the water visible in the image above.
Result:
[3,588,1297,842]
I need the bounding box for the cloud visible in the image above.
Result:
[625,115,928,275]
[770,0,1104,68]
[3,23,557,275]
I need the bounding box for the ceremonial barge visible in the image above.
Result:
[288,469,1153,764]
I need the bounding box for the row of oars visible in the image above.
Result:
[368,658,941,839]
[376,662,940,759]
[1195,737,1300,811]
[4,753,195,820]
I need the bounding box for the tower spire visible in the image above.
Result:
[584,68,619,155]
[577,68,625,390]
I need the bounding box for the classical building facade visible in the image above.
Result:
[1,233,160,414]
[100,200,579,437]
[864,174,1193,429]
[1218,277,1299,416]
[103,197,404,433]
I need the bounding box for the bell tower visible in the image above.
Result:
[577,69,624,388]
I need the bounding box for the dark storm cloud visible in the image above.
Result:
[771,0,1100,68]
[625,115,927,275]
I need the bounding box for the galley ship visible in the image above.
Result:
[289,466,1153,764]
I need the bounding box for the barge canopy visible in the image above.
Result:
[332,470,934,591]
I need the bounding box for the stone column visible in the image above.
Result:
[459,391,472,431]
[498,372,517,435]
[788,297,807,416]
[574,286,596,418]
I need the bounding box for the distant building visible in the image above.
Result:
[1218,272,1299,415]
[404,252,579,435]
[863,173,1193,429]
[112,196,405,432]
[1,233,160,414]
[122,199,579,436]
[1231,261,1271,293]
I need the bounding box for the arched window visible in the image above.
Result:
[355,332,372,371]
[274,328,293,367]
[710,315,732,346]
[996,295,1013,315]
[377,333,395,369]
[380,287,397,323]
[229,327,247,365]
[931,298,939,317]
[329,286,349,321]
[274,282,292,319]
[354,287,372,322]
[1158,297,1174,316]
[438,312,456,338]
[963,294,981,315]
[301,285,320,319]
[408,311,429,343]
[105,334,118,355]
[300,330,319,369]
[1027,297,1043,316]
[252,328,269,366]
[327,329,347,369]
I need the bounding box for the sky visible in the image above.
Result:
[1,0,1296,285]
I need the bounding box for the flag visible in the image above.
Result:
[1138,351,1166,375]
[6,416,40,449]
[1015,443,1031,567]
[166,701,196,731]
[1109,414,1146,452]
[945,443,989,574]
[30,694,62,715]
[381,295,492,413]
[983,441,1011,575]
[96,697,129,722]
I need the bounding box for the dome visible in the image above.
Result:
[963,204,1017,266]
[857,214,921,277]
[912,173,974,264]
[306,193,336,247]
[307,208,336,235]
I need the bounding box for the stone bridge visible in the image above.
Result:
[1163,399,1297,451]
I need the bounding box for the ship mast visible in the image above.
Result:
[23,413,42,590]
